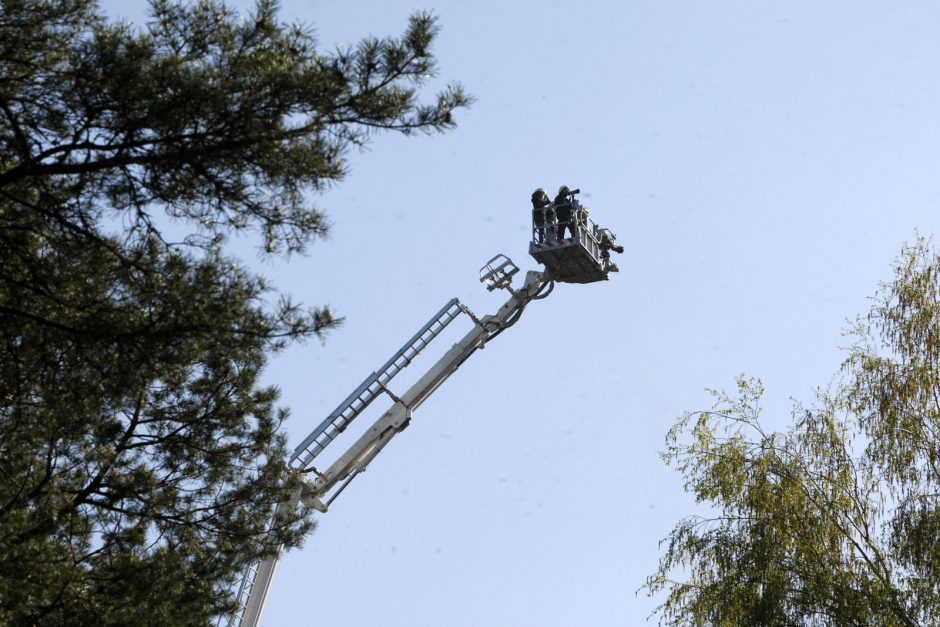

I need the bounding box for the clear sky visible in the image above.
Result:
[104,1,940,625]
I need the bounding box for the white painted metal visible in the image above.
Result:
[291,298,465,470]
[236,545,281,627]
[227,490,305,627]
[479,254,519,291]
[304,268,547,512]
[226,258,550,627]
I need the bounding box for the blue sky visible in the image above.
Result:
[104,1,940,624]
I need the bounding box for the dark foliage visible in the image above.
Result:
[0,0,469,623]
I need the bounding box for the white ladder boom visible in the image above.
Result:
[291,297,466,471]
[227,256,551,627]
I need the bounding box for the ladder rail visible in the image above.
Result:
[228,298,468,626]
[226,560,258,627]
[225,490,303,627]
[226,254,560,627]
[290,297,464,469]
[301,269,549,513]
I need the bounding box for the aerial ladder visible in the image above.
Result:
[225,187,621,627]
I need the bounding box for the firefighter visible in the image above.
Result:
[554,185,576,241]
[530,188,553,243]
[599,231,624,273]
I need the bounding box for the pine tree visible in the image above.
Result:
[0,0,469,623]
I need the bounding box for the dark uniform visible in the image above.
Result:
[599,231,624,272]
[531,188,552,243]
[554,185,576,241]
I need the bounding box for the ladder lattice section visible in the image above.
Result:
[225,559,259,627]
[291,298,465,469]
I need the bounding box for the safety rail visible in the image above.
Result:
[577,217,603,264]
[480,254,520,291]
[532,214,604,263]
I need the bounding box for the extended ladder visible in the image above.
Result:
[290,298,466,470]
[228,297,470,627]
[227,255,557,627]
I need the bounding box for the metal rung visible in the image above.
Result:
[291,298,465,468]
